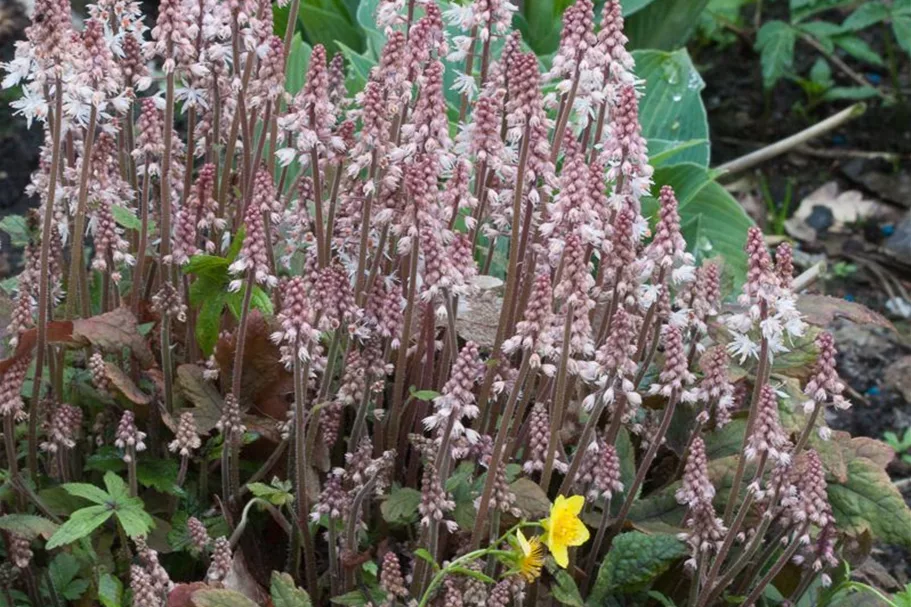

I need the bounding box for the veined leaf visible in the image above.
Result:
[894,5,911,55]
[381,487,422,525]
[0,514,59,540]
[828,455,911,547]
[49,553,90,601]
[47,506,113,549]
[270,571,313,607]
[626,0,711,50]
[833,34,885,67]
[0,215,30,247]
[589,531,687,599]
[98,572,123,607]
[192,589,260,607]
[842,2,889,31]
[634,49,710,166]
[115,506,155,540]
[61,483,111,506]
[756,21,797,89]
[298,0,363,56]
[286,33,314,95]
[103,471,130,504]
[552,569,584,606]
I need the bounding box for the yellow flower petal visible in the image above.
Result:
[550,543,570,568]
[540,495,590,569]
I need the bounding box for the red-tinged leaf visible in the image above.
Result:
[167,582,209,607]
[72,307,155,368]
[104,361,152,405]
[172,364,224,434]
[0,320,74,374]
[214,311,292,418]
[797,294,895,332]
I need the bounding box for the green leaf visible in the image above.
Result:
[704,419,747,460]
[517,0,562,55]
[196,292,227,356]
[798,20,845,44]
[449,566,495,584]
[49,553,90,600]
[588,532,687,600]
[833,34,885,66]
[298,0,363,56]
[381,487,422,525]
[648,139,710,168]
[756,21,797,89]
[0,514,59,540]
[184,254,230,280]
[821,86,879,101]
[336,41,377,95]
[0,215,30,247]
[115,505,155,539]
[111,206,141,232]
[552,569,585,607]
[650,163,753,285]
[47,506,113,549]
[828,456,911,548]
[413,548,439,569]
[842,2,889,30]
[625,0,711,50]
[248,479,294,507]
[634,49,710,167]
[98,572,123,607]
[893,5,911,55]
[270,571,313,607]
[192,589,260,607]
[62,482,111,505]
[137,459,183,496]
[86,446,128,473]
[410,388,441,401]
[790,0,856,22]
[809,58,833,87]
[330,588,389,606]
[103,471,130,504]
[286,33,314,95]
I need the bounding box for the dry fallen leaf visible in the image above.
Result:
[104,361,152,405]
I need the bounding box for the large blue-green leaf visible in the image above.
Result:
[286,33,314,95]
[625,0,711,50]
[634,48,710,167]
[298,0,363,55]
[649,163,753,284]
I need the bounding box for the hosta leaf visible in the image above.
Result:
[381,487,422,525]
[634,49,709,167]
[270,572,313,607]
[588,531,687,600]
[61,483,111,505]
[704,418,747,459]
[285,33,313,95]
[115,506,155,539]
[47,505,113,549]
[649,163,753,284]
[297,0,363,56]
[98,572,123,607]
[0,514,59,540]
[625,0,711,50]
[192,589,259,607]
[756,21,797,89]
[827,456,911,547]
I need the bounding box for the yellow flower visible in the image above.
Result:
[540,495,590,568]
[515,529,545,582]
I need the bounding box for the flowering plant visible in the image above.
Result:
[0,0,908,606]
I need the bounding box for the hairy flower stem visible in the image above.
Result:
[610,389,680,542]
[292,352,318,599]
[540,306,575,490]
[550,69,581,163]
[127,446,138,496]
[354,152,378,300]
[477,126,532,428]
[133,157,152,314]
[28,76,65,479]
[3,415,17,480]
[793,402,821,455]
[724,307,769,525]
[161,314,175,413]
[65,107,98,319]
[741,523,810,607]
[470,351,532,549]
[388,245,419,451]
[327,518,340,597]
[703,452,768,592]
[558,384,612,496]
